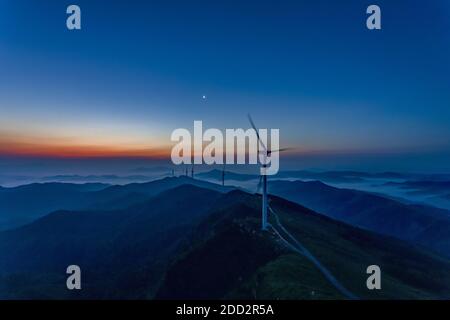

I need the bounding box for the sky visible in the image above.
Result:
[0,0,449,174]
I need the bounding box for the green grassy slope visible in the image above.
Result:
[156,191,450,299]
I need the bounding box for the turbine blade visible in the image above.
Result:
[267,147,294,155]
[247,114,267,151]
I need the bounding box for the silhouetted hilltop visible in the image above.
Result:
[0,176,233,231]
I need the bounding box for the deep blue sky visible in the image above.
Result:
[0,0,449,173]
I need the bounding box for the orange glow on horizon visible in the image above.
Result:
[0,126,174,158]
[0,139,170,159]
[0,145,171,159]
[0,130,368,159]
[0,139,344,159]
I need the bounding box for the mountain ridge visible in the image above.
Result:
[0,176,234,231]
[269,179,450,257]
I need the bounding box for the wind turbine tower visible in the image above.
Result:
[221,164,225,186]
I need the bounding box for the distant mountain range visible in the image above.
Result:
[1,182,450,299]
[269,180,450,258]
[198,169,370,183]
[0,183,109,231]
[197,169,259,181]
[40,174,154,184]
[0,176,232,231]
[130,166,171,173]
[3,174,450,258]
[383,180,450,196]
[198,169,450,183]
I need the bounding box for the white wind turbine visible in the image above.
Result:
[248,114,291,230]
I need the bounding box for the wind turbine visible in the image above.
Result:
[248,114,291,230]
[221,163,225,186]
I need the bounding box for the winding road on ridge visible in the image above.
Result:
[268,205,359,300]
